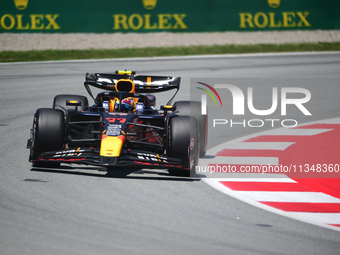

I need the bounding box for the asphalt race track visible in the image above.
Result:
[1,52,340,255]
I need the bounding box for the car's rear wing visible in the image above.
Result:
[85,72,180,93]
[84,72,181,104]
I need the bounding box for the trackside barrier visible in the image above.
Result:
[1,0,339,33]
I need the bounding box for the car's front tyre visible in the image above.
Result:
[167,115,199,177]
[30,108,65,167]
[173,101,207,158]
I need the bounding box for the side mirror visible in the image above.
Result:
[66,100,81,106]
[66,100,81,111]
[161,105,176,113]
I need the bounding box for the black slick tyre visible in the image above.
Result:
[173,101,207,157]
[30,108,65,167]
[167,116,199,177]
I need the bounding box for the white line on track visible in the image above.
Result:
[212,177,297,183]
[207,156,279,165]
[223,142,295,150]
[290,213,340,225]
[263,129,333,136]
[235,191,340,203]
[1,51,340,65]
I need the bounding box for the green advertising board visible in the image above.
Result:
[1,0,339,33]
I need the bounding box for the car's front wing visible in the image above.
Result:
[31,147,187,170]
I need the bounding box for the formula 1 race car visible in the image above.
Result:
[27,70,207,176]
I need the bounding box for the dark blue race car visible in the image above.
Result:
[27,70,207,176]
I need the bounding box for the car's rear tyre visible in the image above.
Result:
[53,94,88,111]
[30,108,65,167]
[173,101,207,157]
[167,116,199,177]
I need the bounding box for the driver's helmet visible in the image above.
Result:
[114,97,136,113]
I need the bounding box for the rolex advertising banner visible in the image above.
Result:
[1,0,339,33]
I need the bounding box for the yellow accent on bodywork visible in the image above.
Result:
[147,76,152,85]
[100,135,125,157]
[117,70,133,75]
[109,98,117,112]
[75,147,80,156]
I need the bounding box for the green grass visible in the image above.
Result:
[0,42,339,62]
